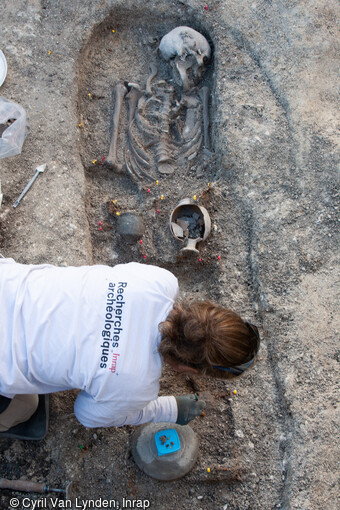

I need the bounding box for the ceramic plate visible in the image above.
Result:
[0,50,7,87]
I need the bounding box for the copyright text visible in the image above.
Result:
[10,497,151,509]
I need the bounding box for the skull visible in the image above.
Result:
[159,26,211,90]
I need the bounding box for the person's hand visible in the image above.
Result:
[175,394,206,425]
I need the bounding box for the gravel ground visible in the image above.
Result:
[0,1,339,509]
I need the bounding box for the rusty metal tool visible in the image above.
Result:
[13,163,46,208]
[0,478,66,494]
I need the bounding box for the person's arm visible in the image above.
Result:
[74,392,178,428]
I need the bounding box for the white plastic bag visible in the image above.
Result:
[0,97,27,159]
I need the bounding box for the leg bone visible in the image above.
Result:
[199,86,210,150]
[107,83,128,171]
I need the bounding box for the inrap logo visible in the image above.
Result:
[110,353,120,374]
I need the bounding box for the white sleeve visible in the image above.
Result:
[74,392,178,428]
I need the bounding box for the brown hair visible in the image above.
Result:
[158,300,260,379]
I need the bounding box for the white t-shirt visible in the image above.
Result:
[0,259,179,427]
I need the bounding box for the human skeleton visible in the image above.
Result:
[106,27,212,181]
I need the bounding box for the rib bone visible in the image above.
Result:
[126,84,153,175]
[146,63,158,95]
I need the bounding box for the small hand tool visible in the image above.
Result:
[13,163,46,208]
[0,478,66,494]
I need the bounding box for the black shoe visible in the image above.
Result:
[0,395,49,440]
